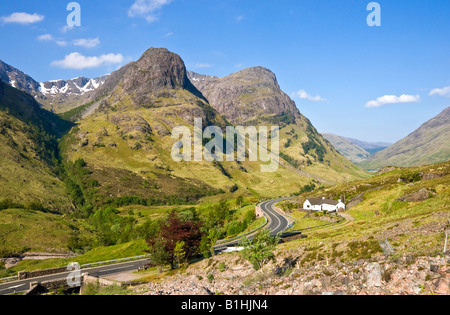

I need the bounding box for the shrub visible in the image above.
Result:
[239,230,279,271]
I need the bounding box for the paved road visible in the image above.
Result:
[0,198,292,295]
[214,197,292,251]
[259,198,291,236]
[0,259,151,295]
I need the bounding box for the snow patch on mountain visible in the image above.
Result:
[38,76,110,96]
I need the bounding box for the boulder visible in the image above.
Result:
[398,188,431,202]
[366,263,382,288]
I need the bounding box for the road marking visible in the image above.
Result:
[0,284,25,292]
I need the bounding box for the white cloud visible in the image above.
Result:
[429,86,450,98]
[37,34,53,41]
[56,40,68,47]
[190,63,213,69]
[61,25,74,33]
[1,12,44,25]
[236,15,245,22]
[292,90,326,102]
[51,52,124,70]
[128,0,173,22]
[37,34,67,46]
[365,94,420,108]
[73,37,100,48]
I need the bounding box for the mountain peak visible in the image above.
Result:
[92,47,203,102]
[123,47,193,92]
[0,59,41,96]
[188,66,298,125]
[222,66,279,89]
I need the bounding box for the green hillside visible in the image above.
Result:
[279,161,450,260]
[0,81,73,212]
[361,107,450,169]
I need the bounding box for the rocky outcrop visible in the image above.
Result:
[398,188,432,202]
[0,60,41,96]
[140,254,450,296]
[95,48,206,106]
[188,67,301,125]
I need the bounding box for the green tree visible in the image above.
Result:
[174,241,186,269]
[147,211,203,269]
[148,237,170,273]
[236,195,244,209]
[239,230,279,271]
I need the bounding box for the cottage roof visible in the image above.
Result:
[307,198,340,206]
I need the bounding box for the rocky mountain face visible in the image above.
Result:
[188,68,368,184]
[0,60,41,96]
[360,107,450,169]
[188,67,301,125]
[0,59,108,113]
[94,48,207,109]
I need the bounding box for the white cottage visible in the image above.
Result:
[303,197,345,212]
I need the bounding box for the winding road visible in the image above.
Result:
[259,198,292,236]
[0,198,293,295]
[214,197,293,251]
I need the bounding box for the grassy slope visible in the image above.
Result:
[278,161,450,263]
[278,122,370,184]
[321,133,371,164]
[0,209,91,255]
[0,113,72,210]
[360,108,450,169]
[60,87,332,202]
[0,82,73,211]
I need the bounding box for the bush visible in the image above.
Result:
[239,230,279,271]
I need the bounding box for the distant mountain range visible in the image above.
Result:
[321,133,391,164]
[0,60,108,113]
[360,107,450,169]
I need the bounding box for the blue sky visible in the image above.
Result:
[0,0,449,143]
